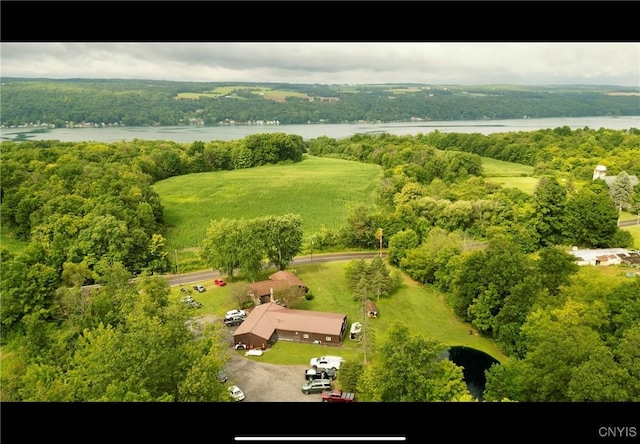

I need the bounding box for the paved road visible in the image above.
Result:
[619,218,640,228]
[166,251,386,287]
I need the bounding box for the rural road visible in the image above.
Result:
[165,252,386,287]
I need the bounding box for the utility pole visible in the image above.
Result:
[362,296,367,365]
[175,249,180,285]
[375,228,383,257]
[310,240,314,263]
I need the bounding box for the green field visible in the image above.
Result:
[481,156,535,177]
[622,226,640,248]
[176,86,310,101]
[481,156,537,194]
[0,233,28,254]
[488,176,539,194]
[153,155,383,253]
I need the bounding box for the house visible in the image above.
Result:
[232,302,348,350]
[593,165,639,187]
[365,300,378,318]
[248,270,308,304]
[567,248,635,266]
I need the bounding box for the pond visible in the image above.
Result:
[447,346,501,401]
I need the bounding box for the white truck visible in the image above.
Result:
[309,355,344,370]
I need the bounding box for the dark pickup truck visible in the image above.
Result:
[320,390,355,403]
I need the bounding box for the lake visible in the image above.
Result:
[1,116,639,143]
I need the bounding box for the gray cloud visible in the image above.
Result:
[1,42,638,86]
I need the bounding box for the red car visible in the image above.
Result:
[214,279,226,287]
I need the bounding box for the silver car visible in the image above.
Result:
[301,378,332,395]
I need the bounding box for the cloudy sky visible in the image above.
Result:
[1,42,639,86]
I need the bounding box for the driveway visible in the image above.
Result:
[224,352,320,402]
[199,316,322,402]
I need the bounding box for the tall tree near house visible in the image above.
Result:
[368,255,393,300]
[608,170,635,210]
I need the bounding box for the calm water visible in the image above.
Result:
[2,116,639,143]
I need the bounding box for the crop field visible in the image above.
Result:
[176,86,310,101]
[153,155,383,252]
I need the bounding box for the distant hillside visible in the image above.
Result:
[1,78,638,128]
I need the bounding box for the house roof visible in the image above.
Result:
[249,270,307,297]
[567,248,631,263]
[602,175,639,187]
[269,270,306,287]
[233,302,346,341]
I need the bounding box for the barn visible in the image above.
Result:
[232,302,348,350]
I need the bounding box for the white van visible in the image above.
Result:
[309,355,344,370]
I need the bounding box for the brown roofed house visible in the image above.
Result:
[232,302,348,350]
[248,270,308,304]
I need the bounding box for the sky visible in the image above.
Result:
[1,42,639,87]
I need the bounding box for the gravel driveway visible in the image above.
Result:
[198,315,324,402]
[224,352,320,402]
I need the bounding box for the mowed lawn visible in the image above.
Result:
[153,155,383,251]
[184,260,508,366]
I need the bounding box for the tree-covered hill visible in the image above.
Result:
[1,78,638,127]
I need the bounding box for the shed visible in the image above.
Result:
[365,300,378,318]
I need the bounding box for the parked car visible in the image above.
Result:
[350,321,362,340]
[225,309,246,319]
[234,342,247,350]
[217,369,228,383]
[214,279,227,287]
[305,368,336,381]
[228,385,245,401]
[180,295,202,308]
[321,390,355,402]
[193,284,206,293]
[301,378,332,395]
[224,316,244,327]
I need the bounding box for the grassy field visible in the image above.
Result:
[487,176,539,194]
[481,156,534,177]
[153,155,383,253]
[0,233,28,254]
[179,259,508,366]
[622,225,640,248]
[176,86,310,101]
[481,156,537,194]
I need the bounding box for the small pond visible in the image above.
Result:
[446,346,500,400]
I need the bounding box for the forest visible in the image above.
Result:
[1,78,639,127]
[1,123,640,402]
